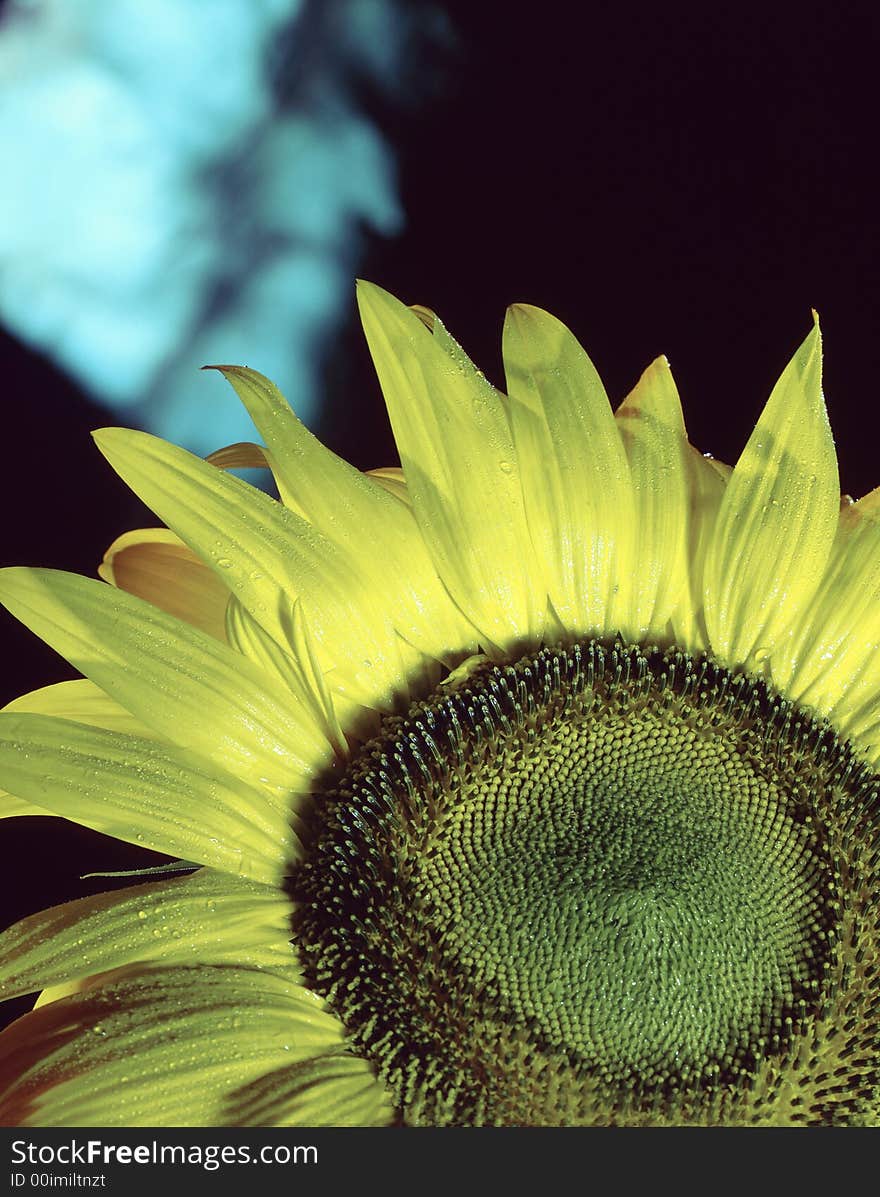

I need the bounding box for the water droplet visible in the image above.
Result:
[137,910,148,920]
[216,557,233,569]
[499,460,513,475]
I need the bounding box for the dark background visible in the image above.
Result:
[2,4,879,1020]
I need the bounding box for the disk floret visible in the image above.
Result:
[293,641,880,1125]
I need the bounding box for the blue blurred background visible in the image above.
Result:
[0,0,448,452]
[2,0,880,1021]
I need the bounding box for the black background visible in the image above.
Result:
[2,3,879,1023]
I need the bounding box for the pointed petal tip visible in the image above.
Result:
[639,354,672,379]
[505,301,537,318]
[503,304,552,346]
[91,426,126,452]
[802,309,821,349]
[355,278,394,306]
[355,277,395,299]
[616,353,685,435]
[504,301,560,329]
[91,427,150,469]
[202,365,281,400]
[201,364,256,378]
[795,314,824,395]
[356,278,411,324]
[502,304,580,372]
[356,281,436,359]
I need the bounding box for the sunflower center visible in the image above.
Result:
[292,641,880,1126]
[420,714,823,1073]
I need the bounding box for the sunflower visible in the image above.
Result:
[0,282,878,1127]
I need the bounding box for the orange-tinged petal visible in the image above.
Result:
[99,529,230,641]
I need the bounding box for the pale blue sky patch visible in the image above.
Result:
[0,0,438,453]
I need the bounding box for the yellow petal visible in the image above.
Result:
[614,356,690,639]
[0,678,162,819]
[703,318,839,678]
[784,487,880,742]
[358,281,545,652]
[4,678,155,735]
[286,599,349,757]
[99,528,230,641]
[0,966,343,1126]
[209,365,478,675]
[0,715,297,885]
[0,567,327,791]
[0,868,297,1002]
[502,303,635,640]
[230,1052,393,1127]
[0,794,51,819]
[670,449,730,653]
[225,595,347,759]
[93,426,418,711]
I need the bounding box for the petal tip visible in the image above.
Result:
[91,427,130,455]
[797,317,824,401]
[202,364,253,379]
[504,301,559,331]
[505,301,538,319]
